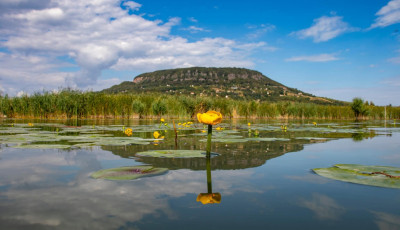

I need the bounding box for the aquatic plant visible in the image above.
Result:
[91,165,168,180]
[197,111,222,126]
[1,90,399,119]
[313,164,400,189]
[124,128,133,136]
[197,193,221,204]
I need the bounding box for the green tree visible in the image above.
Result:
[151,99,167,117]
[132,100,145,118]
[351,97,369,119]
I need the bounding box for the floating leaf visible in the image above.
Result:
[91,165,168,180]
[200,138,248,143]
[246,137,290,142]
[136,150,213,158]
[313,164,400,189]
[295,137,329,140]
[12,144,72,149]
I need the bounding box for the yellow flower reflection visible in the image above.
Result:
[197,111,222,126]
[196,193,221,205]
[153,139,159,145]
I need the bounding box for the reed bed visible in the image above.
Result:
[0,90,399,119]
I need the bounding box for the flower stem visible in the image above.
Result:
[205,124,213,193]
[206,124,212,156]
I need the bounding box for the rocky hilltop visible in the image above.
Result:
[102,67,343,104]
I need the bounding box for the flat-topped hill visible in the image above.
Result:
[102,67,345,105]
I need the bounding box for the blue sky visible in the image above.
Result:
[0,0,400,105]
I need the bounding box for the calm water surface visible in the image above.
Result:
[0,119,399,229]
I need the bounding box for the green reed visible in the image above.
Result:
[0,89,399,119]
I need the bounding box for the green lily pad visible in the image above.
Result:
[12,144,72,149]
[313,164,400,189]
[91,165,168,180]
[136,150,211,158]
[246,137,290,141]
[200,138,249,143]
[295,137,329,140]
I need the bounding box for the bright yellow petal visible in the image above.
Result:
[197,113,202,123]
[153,131,161,139]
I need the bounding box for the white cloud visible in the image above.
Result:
[0,0,266,95]
[247,24,276,40]
[188,17,198,23]
[285,53,339,62]
[13,7,65,23]
[370,0,400,29]
[182,25,210,33]
[388,56,400,63]
[309,85,400,106]
[123,1,141,11]
[293,16,357,42]
[380,75,400,86]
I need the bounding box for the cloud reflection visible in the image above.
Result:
[299,193,345,220]
[0,148,257,229]
[372,211,400,230]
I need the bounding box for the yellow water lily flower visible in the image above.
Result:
[201,130,207,133]
[216,127,223,131]
[196,193,221,205]
[28,123,34,127]
[312,122,317,126]
[160,118,165,122]
[153,131,161,139]
[248,123,251,126]
[197,111,222,126]
[124,128,133,136]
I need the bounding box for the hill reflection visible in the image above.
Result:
[101,139,321,170]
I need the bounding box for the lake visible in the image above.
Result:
[0,119,399,229]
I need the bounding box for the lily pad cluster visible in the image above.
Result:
[313,164,400,189]
[0,124,163,149]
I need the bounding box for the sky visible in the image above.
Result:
[0,0,400,105]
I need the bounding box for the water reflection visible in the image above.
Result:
[103,141,306,170]
[0,120,399,229]
[298,193,345,220]
[372,211,400,230]
[0,147,261,229]
[196,155,221,205]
